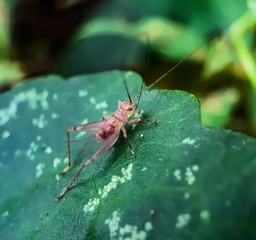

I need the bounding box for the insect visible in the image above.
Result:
[57,74,157,200]
[57,31,222,200]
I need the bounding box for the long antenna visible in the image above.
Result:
[122,74,133,103]
[135,33,150,110]
[146,29,224,90]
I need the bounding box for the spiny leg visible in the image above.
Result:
[61,121,104,175]
[57,133,119,200]
[128,118,158,125]
[123,118,144,156]
[127,118,142,125]
[121,126,135,156]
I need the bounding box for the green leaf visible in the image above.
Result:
[58,17,206,78]
[202,38,235,78]
[201,88,240,127]
[74,17,206,59]
[0,71,256,239]
[0,60,22,86]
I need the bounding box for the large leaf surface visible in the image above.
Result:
[0,71,256,239]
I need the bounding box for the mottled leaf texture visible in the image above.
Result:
[0,71,256,240]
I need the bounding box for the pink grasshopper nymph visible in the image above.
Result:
[57,75,156,200]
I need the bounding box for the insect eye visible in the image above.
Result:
[127,107,133,111]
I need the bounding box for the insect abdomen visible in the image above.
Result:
[96,125,115,141]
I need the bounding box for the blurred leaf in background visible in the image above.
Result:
[1,0,256,136]
[57,0,255,137]
[0,0,22,88]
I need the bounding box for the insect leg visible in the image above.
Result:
[62,120,105,175]
[57,133,119,200]
[128,118,158,125]
[127,118,142,125]
[121,126,135,156]
[125,118,158,156]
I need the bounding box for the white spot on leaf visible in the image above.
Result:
[105,210,121,239]
[173,169,182,181]
[184,192,190,200]
[35,163,45,178]
[0,88,49,126]
[83,198,100,213]
[45,146,52,154]
[125,71,133,77]
[53,157,61,168]
[26,141,38,160]
[182,137,196,145]
[105,210,153,240]
[63,157,68,164]
[76,132,87,139]
[81,118,89,125]
[192,165,199,171]
[176,213,191,229]
[2,131,10,139]
[95,101,108,109]
[78,90,88,97]
[185,167,196,185]
[51,113,58,119]
[14,150,21,156]
[200,210,210,221]
[75,119,89,138]
[52,93,58,100]
[83,163,133,214]
[145,222,153,231]
[1,211,9,217]
[36,135,42,141]
[150,209,155,216]
[102,110,108,116]
[89,97,96,104]
[32,114,47,129]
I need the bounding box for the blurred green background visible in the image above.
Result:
[1,0,256,137]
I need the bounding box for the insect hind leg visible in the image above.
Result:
[128,118,158,125]
[57,133,119,200]
[61,121,104,175]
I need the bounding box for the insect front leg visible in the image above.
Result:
[61,120,105,175]
[127,118,142,125]
[125,118,158,156]
[57,133,119,200]
[128,118,159,125]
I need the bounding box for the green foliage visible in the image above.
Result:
[1,71,256,239]
[1,0,255,135]
[55,1,256,135]
[0,1,22,85]
[201,88,240,127]
[229,9,256,130]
